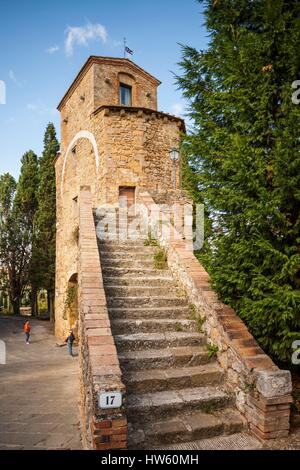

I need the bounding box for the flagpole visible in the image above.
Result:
[124,37,126,58]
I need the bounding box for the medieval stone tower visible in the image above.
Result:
[54,56,185,338]
[54,56,292,450]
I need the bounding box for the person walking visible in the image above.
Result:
[23,321,31,345]
[65,330,75,357]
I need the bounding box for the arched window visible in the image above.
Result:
[118,72,135,106]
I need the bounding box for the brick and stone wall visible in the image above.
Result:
[55,57,184,339]
[137,189,293,440]
[92,106,184,204]
[78,186,127,450]
[93,58,159,110]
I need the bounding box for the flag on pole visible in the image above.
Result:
[125,46,133,55]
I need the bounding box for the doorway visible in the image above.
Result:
[119,186,136,208]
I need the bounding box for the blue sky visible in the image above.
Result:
[0,0,208,177]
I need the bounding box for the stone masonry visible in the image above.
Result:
[55,56,184,339]
[55,56,292,449]
[136,190,293,442]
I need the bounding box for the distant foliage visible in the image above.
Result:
[177,0,300,362]
[31,123,59,317]
[0,124,59,317]
[0,152,38,315]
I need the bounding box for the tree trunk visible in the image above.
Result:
[30,286,38,317]
[48,290,55,322]
[10,296,20,316]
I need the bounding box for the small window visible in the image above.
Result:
[120,83,132,106]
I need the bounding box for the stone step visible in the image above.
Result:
[112,318,196,334]
[108,306,190,319]
[128,408,245,449]
[102,267,172,278]
[105,286,181,298]
[100,252,153,260]
[123,363,224,393]
[96,218,142,225]
[97,239,145,248]
[126,386,231,423]
[98,230,146,238]
[95,218,140,225]
[107,296,188,308]
[115,331,206,351]
[99,240,147,247]
[103,277,174,287]
[119,346,212,370]
[151,431,261,451]
[100,259,156,268]
[99,244,156,253]
[97,227,144,233]
[95,208,141,222]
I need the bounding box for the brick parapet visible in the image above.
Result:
[78,186,127,450]
[92,105,186,131]
[137,189,292,441]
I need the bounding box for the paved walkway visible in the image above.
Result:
[0,317,82,450]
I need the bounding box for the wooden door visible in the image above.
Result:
[119,187,135,208]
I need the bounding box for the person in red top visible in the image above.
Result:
[23,321,31,345]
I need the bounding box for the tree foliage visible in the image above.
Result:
[31,123,59,317]
[0,158,38,314]
[177,0,300,362]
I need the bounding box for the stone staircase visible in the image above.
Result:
[95,210,256,450]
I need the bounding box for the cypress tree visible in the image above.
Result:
[14,150,39,227]
[177,0,300,362]
[14,151,39,314]
[31,123,59,320]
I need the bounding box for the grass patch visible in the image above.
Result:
[201,403,218,414]
[153,249,167,270]
[206,343,219,359]
[195,316,205,333]
[144,231,158,246]
[175,322,184,332]
[176,287,187,298]
[189,304,205,333]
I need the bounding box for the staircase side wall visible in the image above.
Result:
[78,186,127,450]
[137,190,293,441]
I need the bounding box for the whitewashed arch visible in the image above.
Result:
[61,130,99,195]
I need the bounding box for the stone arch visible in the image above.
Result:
[61,130,99,195]
[118,71,136,86]
[65,273,78,336]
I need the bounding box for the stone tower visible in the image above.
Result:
[54,56,185,337]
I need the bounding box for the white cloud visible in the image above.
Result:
[111,39,122,48]
[27,102,58,116]
[65,22,107,57]
[171,103,184,117]
[46,45,60,54]
[27,103,38,111]
[9,70,24,87]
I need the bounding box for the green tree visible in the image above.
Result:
[31,123,59,320]
[14,150,39,314]
[14,151,39,225]
[177,0,300,362]
[0,173,32,314]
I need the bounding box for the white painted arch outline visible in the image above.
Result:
[61,130,99,195]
